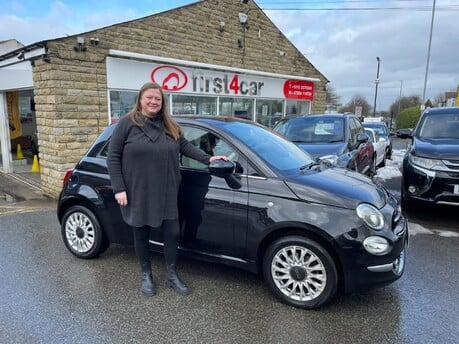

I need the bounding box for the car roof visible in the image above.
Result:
[422,107,459,115]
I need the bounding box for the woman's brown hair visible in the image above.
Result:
[127,82,182,140]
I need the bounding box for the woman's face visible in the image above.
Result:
[140,88,162,116]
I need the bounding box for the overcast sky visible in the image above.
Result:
[1,0,458,111]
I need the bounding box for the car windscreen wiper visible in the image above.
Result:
[300,162,321,170]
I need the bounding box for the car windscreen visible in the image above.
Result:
[418,114,459,139]
[221,121,315,174]
[274,117,345,143]
[364,123,388,136]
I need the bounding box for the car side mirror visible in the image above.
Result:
[208,159,235,177]
[357,133,369,143]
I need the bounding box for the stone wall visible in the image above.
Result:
[32,0,328,198]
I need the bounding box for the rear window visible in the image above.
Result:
[275,117,345,143]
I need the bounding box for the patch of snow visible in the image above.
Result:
[373,149,405,181]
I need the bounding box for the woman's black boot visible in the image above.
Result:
[140,262,156,296]
[165,264,190,295]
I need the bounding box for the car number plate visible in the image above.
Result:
[454,185,459,194]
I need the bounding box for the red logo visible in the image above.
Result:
[283,80,314,100]
[151,65,188,91]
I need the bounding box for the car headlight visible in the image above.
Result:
[356,203,385,230]
[409,154,444,170]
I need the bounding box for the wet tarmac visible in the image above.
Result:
[0,210,458,343]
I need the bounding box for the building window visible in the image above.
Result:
[286,100,311,116]
[171,95,216,115]
[109,90,171,122]
[219,97,254,120]
[255,99,283,128]
[109,90,136,122]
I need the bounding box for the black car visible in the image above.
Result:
[402,107,459,208]
[272,113,376,176]
[58,116,408,309]
[396,128,413,139]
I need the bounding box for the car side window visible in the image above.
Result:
[348,118,358,146]
[181,126,240,171]
[100,142,109,157]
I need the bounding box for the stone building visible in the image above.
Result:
[0,0,328,198]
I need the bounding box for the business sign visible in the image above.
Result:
[283,80,314,100]
[107,57,314,100]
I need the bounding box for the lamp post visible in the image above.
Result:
[372,56,381,117]
[422,0,436,105]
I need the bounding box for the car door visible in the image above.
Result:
[350,117,372,174]
[173,125,250,258]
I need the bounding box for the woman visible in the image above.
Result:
[107,82,227,296]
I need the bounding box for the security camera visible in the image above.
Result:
[238,12,248,25]
[241,0,249,3]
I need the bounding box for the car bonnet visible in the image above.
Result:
[284,167,387,209]
[413,138,459,160]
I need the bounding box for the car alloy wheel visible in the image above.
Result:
[263,236,338,309]
[61,205,108,259]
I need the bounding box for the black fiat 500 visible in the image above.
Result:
[58,116,408,309]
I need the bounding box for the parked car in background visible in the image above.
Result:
[363,120,392,159]
[272,113,375,176]
[365,128,386,167]
[58,116,407,309]
[402,107,459,208]
[396,128,413,139]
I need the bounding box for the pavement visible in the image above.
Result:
[0,150,49,201]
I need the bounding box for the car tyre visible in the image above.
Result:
[262,236,338,309]
[369,156,377,177]
[61,205,109,259]
[379,153,386,167]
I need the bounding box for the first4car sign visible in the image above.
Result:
[107,57,315,100]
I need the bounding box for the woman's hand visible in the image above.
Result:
[115,191,128,206]
[210,155,229,162]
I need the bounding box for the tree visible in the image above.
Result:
[396,105,422,129]
[433,93,446,107]
[389,95,422,116]
[339,95,372,117]
[326,84,341,105]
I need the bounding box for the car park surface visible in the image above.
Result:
[58,116,407,309]
[272,113,375,176]
[401,107,459,208]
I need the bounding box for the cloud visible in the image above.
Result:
[268,2,459,110]
[1,0,458,111]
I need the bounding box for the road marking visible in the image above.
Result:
[0,204,55,216]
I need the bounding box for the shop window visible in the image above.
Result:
[220,97,253,120]
[285,100,311,116]
[171,95,216,115]
[255,99,283,128]
[109,90,172,122]
[109,90,137,122]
